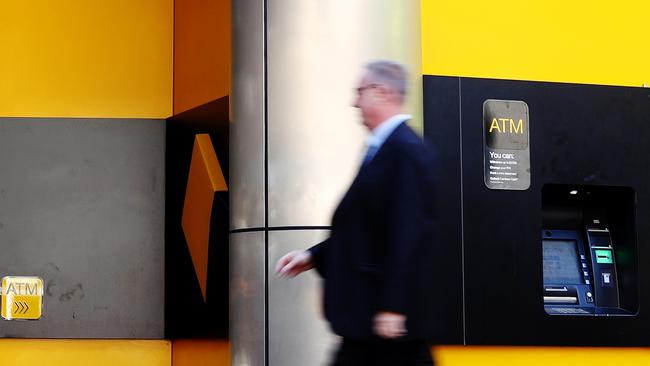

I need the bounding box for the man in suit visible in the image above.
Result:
[276,60,436,365]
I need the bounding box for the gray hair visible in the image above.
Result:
[365,60,408,103]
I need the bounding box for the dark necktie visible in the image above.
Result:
[362,144,379,166]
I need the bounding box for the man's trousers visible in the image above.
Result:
[331,338,434,366]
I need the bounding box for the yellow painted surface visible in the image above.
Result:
[196,134,228,192]
[421,0,650,87]
[1,277,43,320]
[172,339,230,366]
[0,339,170,365]
[0,0,173,118]
[435,346,650,366]
[181,134,227,301]
[174,0,231,115]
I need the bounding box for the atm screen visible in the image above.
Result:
[543,239,582,285]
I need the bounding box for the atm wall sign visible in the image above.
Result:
[483,99,531,190]
[1,276,43,320]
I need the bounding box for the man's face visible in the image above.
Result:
[353,74,381,130]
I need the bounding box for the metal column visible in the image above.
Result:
[231,1,421,364]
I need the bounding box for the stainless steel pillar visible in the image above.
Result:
[231,1,421,364]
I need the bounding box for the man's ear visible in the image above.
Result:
[382,85,402,104]
[375,84,391,102]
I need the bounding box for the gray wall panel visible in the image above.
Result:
[0,118,164,338]
[268,230,337,366]
[267,0,422,227]
[230,231,266,366]
[231,0,266,230]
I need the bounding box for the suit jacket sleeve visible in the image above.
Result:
[308,238,329,278]
[379,145,430,314]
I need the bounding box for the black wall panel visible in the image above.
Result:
[424,76,650,346]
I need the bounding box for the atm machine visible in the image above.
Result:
[542,185,637,316]
[424,75,649,346]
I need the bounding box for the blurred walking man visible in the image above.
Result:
[276,60,436,366]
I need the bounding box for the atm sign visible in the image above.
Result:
[1,276,44,320]
[483,100,529,150]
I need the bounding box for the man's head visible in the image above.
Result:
[353,60,408,131]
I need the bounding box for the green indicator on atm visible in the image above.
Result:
[595,249,613,264]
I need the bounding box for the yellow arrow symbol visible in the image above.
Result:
[12,301,29,314]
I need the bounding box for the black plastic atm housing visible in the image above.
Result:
[542,185,637,316]
[424,76,650,346]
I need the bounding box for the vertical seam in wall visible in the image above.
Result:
[263,0,269,364]
[162,116,168,338]
[168,0,175,334]
[458,77,467,345]
[172,0,176,116]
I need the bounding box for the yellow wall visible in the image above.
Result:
[422,0,650,87]
[436,346,650,366]
[172,340,230,366]
[174,0,231,115]
[0,340,170,366]
[0,0,173,118]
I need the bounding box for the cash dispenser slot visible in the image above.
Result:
[543,286,578,304]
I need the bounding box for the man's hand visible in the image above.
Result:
[275,250,314,277]
[373,311,407,339]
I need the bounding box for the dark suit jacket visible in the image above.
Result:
[309,122,439,340]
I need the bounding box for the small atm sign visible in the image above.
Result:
[483,100,531,190]
[1,276,44,320]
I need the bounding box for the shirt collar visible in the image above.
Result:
[366,114,411,148]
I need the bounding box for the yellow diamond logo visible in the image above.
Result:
[1,276,44,320]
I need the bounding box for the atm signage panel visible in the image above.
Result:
[1,276,43,320]
[483,99,530,190]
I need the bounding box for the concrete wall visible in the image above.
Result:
[0,118,165,338]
